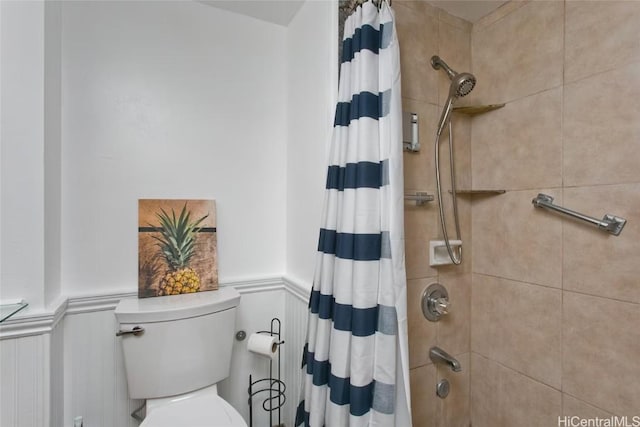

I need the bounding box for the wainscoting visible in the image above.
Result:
[0,333,52,426]
[0,277,310,427]
[282,278,311,425]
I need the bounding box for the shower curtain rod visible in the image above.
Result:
[340,0,392,14]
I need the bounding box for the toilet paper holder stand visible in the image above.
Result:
[248,317,286,427]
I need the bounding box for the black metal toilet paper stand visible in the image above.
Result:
[248,318,286,427]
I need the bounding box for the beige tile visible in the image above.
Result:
[437,111,472,193]
[407,278,437,368]
[471,1,563,104]
[472,88,562,190]
[564,62,640,186]
[500,361,562,426]
[404,204,439,280]
[437,20,471,108]
[436,272,470,355]
[563,184,640,304]
[472,189,563,288]
[395,3,438,104]
[563,292,640,415]
[438,9,471,33]
[402,99,438,191]
[471,274,562,388]
[565,1,640,83]
[470,353,501,427]
[437,352,470,427]
[437,193,472,274]
[472,1,530,33]
[410,364,439,427]
[405,236,437,280]
[470,352,501,427]
[404,194,438,237]
[452,115,472,192]
[562,394,614,418]
[394,0,438,18]
[471,353,562,427]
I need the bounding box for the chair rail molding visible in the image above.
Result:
[0,276,310,340]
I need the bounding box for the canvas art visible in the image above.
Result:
[138,199,218,298]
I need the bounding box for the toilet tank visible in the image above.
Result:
[115,287,240,399]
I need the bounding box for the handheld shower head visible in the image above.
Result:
[451,72,476,97]
[431,55,476,136]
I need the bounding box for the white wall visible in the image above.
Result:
[0,0,47,309]
[285,0,338,289]
[44,0,63,307]
[60,0,288,296]
[1,0,63,310]
[0,0,336,310]
[1,0,337,426]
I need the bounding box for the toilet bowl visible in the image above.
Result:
[140,385,246,427]
[115,287,247,427]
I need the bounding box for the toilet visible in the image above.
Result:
[114,287,247,427]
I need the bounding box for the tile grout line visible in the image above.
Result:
[473,272,639,306]
[560,0,566,403]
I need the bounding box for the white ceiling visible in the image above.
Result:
[199,0,305,26]
[200,0,508,27]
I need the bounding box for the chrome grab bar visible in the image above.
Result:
[115,326,145,337]
[532,193,626,236]
[404,192,434,206]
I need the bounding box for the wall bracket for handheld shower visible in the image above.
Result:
[431,55,457,79]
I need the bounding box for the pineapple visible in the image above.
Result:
[152,204,208,296]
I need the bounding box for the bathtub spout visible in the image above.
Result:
[429,346,462,372]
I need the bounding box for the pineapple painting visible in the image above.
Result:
[138,199,218,298]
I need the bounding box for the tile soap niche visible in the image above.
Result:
[429,240,462,266]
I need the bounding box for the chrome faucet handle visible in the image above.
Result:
[422,283,450,322]
[434,297,450,315]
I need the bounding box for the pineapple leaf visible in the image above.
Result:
[150,204,210,270]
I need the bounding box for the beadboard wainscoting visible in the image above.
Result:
[0,277,311,427]
[0,332,53,426]
[0,300,65,427]
[282,278,311,425]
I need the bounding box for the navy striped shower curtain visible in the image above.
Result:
[296,1,411,425]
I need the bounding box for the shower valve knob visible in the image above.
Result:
[422,283,450,322]
[434,297,450,315]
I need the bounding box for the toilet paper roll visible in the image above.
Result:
[247,333,278,359]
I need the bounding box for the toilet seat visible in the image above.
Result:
[140,393,247,427]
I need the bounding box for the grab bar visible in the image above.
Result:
[405,192,434,206]
[532,193,626,236]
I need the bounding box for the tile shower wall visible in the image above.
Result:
[397,1,640,425]
[395,2,472,425]
[470,1,640,425]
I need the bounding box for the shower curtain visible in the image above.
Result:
[296,1,411,425]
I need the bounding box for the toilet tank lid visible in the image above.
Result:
[115,287,240,323]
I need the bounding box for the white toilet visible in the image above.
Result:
[115,287,247,427]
